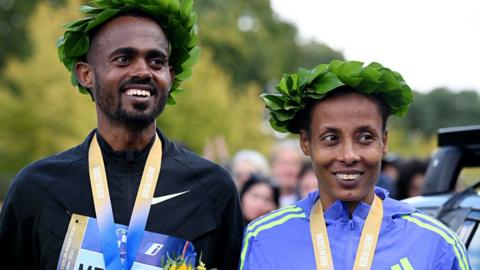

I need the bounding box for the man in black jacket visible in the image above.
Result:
[0,1,244,269]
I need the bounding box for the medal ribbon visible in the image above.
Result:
[310,195,383,270]
[89,133,162,270]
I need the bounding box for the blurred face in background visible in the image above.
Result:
[271,149,302,195]
[241,182,277,222]
[299,169,318,199]
[408,173,425,197]
[232,160,259,189]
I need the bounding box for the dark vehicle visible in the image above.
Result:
[403,125,480,268]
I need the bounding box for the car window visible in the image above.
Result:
[457,220,476,244]
[456,167,480,191]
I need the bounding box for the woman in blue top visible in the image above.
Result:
[240,60,471,270]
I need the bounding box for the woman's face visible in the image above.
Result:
[242,183,277,222]
[300,92,387,209]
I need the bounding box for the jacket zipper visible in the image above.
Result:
[347,219,355,269]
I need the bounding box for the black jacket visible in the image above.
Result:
[0,129,244,269]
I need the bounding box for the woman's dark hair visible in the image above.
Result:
[292,86,391,136]
[240,174,280,208]
[298,160,314,180]
[395,158,429,200]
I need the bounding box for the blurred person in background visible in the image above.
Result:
[376,155,401,197]
[230,149,271,190]
[298,161,318,199]
[240,175,280,223]
[270,139,304,207]
[396,158,429,199]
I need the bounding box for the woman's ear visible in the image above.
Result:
[75,61,94,90]
[382,130,389,155]
[300,130,312,156]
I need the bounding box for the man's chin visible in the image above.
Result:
[115,110,161,128]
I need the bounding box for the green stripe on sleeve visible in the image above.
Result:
[240,212,306,270]
[402,215,466,270]
[412,213,469,270]
[246,205,299,232]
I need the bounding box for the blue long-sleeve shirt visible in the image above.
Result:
[240,187,470,270]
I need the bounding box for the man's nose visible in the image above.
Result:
[131,59,152,80]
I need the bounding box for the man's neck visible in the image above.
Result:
[97,120,156,151]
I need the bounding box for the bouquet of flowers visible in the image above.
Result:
[162,242,209,270]
[162,258,207,270]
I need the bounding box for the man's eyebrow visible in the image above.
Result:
[146,49,168,59]
[109,47,168,59]
[355,125,376,133]
[109,47,137,57]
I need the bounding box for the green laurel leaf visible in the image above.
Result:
[262,59,414,133]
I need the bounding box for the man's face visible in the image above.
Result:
[300,92,387,209]
[81,15,173,127]
[271,149,302,194]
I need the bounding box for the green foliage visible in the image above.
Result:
[195,0,343,88]
[0,1,96,199]
[1,0,344,91]
[395,88,480,136]
[387,126,436,158]
[262,60,413,133]
[295,41,344,71]
[0,0,65,70]
[57,0,199,104]
[158,50,272,157]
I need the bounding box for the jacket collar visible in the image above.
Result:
[297,186,416,222]
[81,128,173,167]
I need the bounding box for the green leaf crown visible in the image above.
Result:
[261,60,414,133]
[57,0,200,104]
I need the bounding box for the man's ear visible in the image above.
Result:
[300,130,311,156]
[75,61,94,90]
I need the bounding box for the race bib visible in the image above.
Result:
[57,214,196,270]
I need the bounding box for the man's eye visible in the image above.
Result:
[149,58,167,67]
[115,56,129,64]
[359,133,375,143]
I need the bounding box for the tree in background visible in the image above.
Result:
[0,0,96,197]
[0,0,343,89]
[388,88,480,157]
[159,50,272,161]
[0,0,65,70]
[400,88,480,136]
[196,0,343,88]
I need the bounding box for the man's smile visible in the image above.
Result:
[125,89,151,97]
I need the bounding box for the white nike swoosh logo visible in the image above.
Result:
[151,190,190,205]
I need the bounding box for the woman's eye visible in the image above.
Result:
[322,135,337,142]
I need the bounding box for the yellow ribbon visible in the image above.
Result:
[89,133,162,269]
[310,195,383,270]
